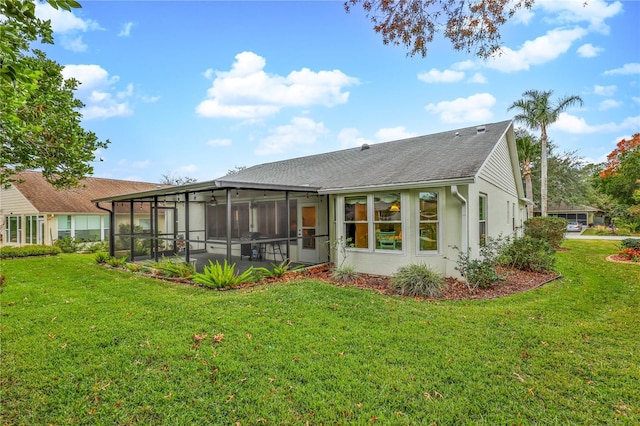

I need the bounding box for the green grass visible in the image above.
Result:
[1,240,638,424]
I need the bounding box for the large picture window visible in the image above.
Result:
[6,216,21,243]
[374,193,402,251]
[418,192,438,251]
[344,196,368,249]
[75,215,102,241]
[25,215,42,244]
[57,215,72,239]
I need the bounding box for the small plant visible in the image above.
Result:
[455,236,507,292]
[125,262,144,272]
[620,238,640,250]
[193,260,255,289]
[94,251,110,264]
[53,236,81,253]
[84,241,110,253]
[502,236,556,272]
[327,235,353,269]
[618,247,640,262]
[331,265,359,283]
[391,263,444,297]
[147,255,195,278]
[106,255,128,268]
[254,259,302,279]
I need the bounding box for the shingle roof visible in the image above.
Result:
[219,120,513,192]
[10,171,169,213]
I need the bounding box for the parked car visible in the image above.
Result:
[566,222,583,232]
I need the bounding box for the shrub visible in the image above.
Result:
[331,264,359,283]
[147,255,195,278]
[618,247,640,262]
[83,241,109,253]
[53,236,81,253]
[391,263,444,297]
[620,238,640,250]
[502,236,556,272]
[193,260,255,289]
[455,236,507,292]
[94,251,111,264]
[126,262,144,272]
[106,255,128,268]
[524,217,567,248]
[254,259,303,279]
[0,245,61,259]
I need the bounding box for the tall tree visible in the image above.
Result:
[515,128,540,218]
[508,90,583,216]
[597,133,640,206]
[1,0,108,188]
[344,0,535,58]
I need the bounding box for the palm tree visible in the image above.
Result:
[508,90,583,216]
[515,129,540,219]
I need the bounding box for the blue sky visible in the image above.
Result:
[35,0,640,183]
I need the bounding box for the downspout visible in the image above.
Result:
[95,202,115,257]
[451,185,468,251]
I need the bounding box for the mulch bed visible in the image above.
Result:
[286,263,561,300]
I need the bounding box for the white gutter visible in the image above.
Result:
[451,185,468,251]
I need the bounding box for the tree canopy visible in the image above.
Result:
[1,0,108,188]
[597,133,640,206]
[345,0,534,58]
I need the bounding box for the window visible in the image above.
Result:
[6,216,21,243]
[138,219,151,232]
[479,194,487,246]
[57,215,72,239]
[374,193,402,251]
[418,192,438,251]
[25,215,41,244]
[344,196,368,249]
[206,204,249,239]
[75,215,101,241]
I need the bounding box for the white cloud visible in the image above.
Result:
[551,112,640,134]
[598,99,622,111]
[176,165,199,174]
[577,43,603,58]
[196,51,359,119]
[604,63,640,76]
[593,85,616,96]
[207,138,232,147]
[417,68,464,83]
[468,72,487,84]
[535,0,623,33]
[62,64,133,119]
[485,27,587,72]
[425,93,496,123]
[513,6,535,25]
[118,22,134,37]
[375,127,417,141]
[338,128,372,149]
[255,117,328,155]
[35,2,101,52]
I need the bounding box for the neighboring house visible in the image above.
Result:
[94,120,527,278]
[534,202,605,226]
[0,171,169,246]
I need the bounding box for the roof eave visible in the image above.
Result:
[318,177,476,195]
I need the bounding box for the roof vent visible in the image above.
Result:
[455,132,460,137]
[361,143,370,151]
[476,126,486,134]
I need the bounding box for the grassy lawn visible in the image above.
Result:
[1,240,638,424]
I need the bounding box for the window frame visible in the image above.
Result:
[417,191,439,253]
[479,193,488,247]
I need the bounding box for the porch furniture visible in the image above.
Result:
[377,231,397,250]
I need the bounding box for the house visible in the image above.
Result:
[534,202,605,227]
[94,120,527,278]
[0,170,169,247]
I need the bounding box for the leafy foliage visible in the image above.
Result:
[193,259,255,289]
[620,238,640,250]
[0,244,61,258]
[254,259,302,279]
[455,237,507,291]
[53,235,82,253]
[501,236,556,273]
[390,263,444,297]
[331,265,359,283]
[93,251,110,264]
[344,0,535,59]
[106,255,128,268]
[146,255,195,278]
[524,216,567,248]
[596,134,640,208]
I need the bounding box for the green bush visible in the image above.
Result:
[147,255,195,278]
[106,255,128,268]
[502,236,556,272]
[524,217,567,247]
[0,245,61,259]
[620,238,640,250]
[254,259,302,279]
[83,240,109,253]
[391,263,444,297]
[94,251,111,264]
[331,265,359,283]
[193,260,255,289]
[455,236,507,292]
[53,236,81,253]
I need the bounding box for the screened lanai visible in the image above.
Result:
[93,180,331,271]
